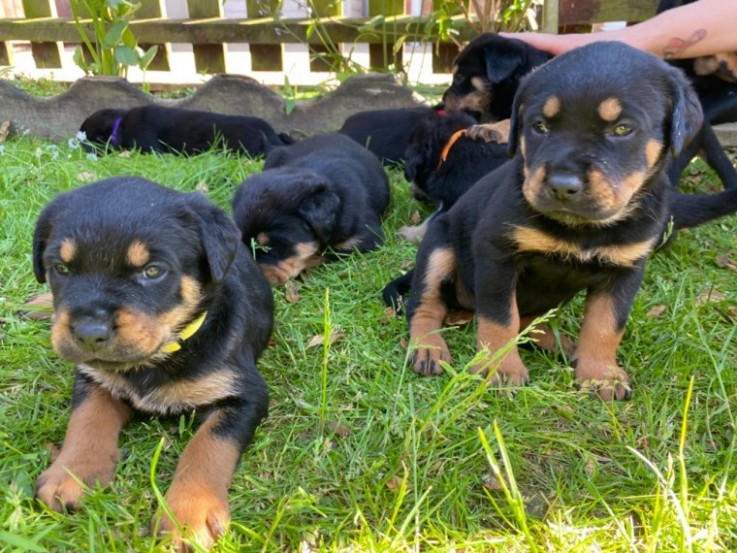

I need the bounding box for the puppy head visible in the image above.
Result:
[443,33,551,122]
[79,108,127,147]
[508,41,702,226]
[232,167,341,284]
[33,177,239,371]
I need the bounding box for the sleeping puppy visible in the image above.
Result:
[406,42,737,401]
[232,133,390,284]
[338,105,445,166]
[32,177,272,550]
[80,105,293,156]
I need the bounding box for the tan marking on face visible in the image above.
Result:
[471,76,487,92]
[519,136,526,159]
[598,97,622,122]
[126,240,149,268]
[34,385,132,512]
[645,139,663,168]
[334,235,363,251]
[158,410,241,548]
[259,241,322,285]
[59,238,76,264]
[542,96,560,118]
[522,165,546,204]
[584,168,645,224]
[511,226,656,266]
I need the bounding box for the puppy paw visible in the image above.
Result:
[157,484,229,552]
[36,459,114,512]
[466,121,511,143]
[471,353,529,387]
[409,335,451,376]
[397,224,426,243]
[20,291,54,321]
[574,361,632,401]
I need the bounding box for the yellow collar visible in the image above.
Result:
[161,311,208,353]
[437,129,467,169]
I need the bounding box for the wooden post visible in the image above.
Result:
[187,0,226,74]
[137,0,170,71]
[246,0,282,72]
[22,0,63,68]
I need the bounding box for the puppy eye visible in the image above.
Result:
[611,124,633,137]
[54,263,70,276]
[531,121,549,134]
[142,264,165,280]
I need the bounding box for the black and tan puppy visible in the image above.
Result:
[442,33,551,123]
[338,105,445,166]
[405,42,737,401]
[32,177,272,550]
[80,105,293,156]
[232,133,390,284]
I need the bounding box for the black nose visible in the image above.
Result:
[548,173,582,201]
[72,318,113,349]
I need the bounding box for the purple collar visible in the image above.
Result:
[109,116,123,146]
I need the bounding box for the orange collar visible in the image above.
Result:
[437,129,467,169]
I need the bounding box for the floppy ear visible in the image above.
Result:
[507,81,527,157]
[297,185,341,245]
[32,198,67,283]
[484,45,523,84]
[667,65,703,156]
[184,195,240,283]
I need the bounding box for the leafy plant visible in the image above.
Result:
[70,0,158,78]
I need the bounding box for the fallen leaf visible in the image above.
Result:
[0,121,9,143]
[385,475,408,491]
[716,254,737,274]
[482,473,506,490]
[399,337,409,350]
[646,305,666,317]
[327,421,351,438]
[284,280,300,303]
[695,288,726,306]
[195,181,209,193]
[76,171,96,182]
[410,210,422,224]
[306,328,344,349]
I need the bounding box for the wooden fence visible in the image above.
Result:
[0,0,658,86]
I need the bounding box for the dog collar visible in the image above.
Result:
[161,310,208,353]
[437,129,467,169]
[109,116,123,146]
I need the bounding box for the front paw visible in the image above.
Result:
[157,484,229,552]
[36,458,114,512]
[574,359,632,401]
[409,334,451,376]
[471,350,529,387]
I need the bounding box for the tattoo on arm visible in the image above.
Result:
[663,29,706,59]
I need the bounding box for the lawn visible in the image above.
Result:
[1,135,736,552]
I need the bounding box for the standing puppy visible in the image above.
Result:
[406,42,705,400]
[33,177,273,550]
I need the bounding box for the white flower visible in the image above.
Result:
[87,152,98,161]
[76,130,87,142]
[67,137,80,149]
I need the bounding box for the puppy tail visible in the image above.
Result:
[670,188,737,230]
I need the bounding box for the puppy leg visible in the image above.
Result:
[157,391,267,551]
[36,374,132,511]
[573,293,632,401]
[407,246,455,375]
[519,315,575,356]
[472,261,528,386]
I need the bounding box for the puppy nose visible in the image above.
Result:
[548,174,582,200]
[72,319,113,349]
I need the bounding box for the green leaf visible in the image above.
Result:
[102,19,127,48]
[138,45,158,70]
[114,44,139,66]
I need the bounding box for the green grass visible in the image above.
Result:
[1,135,736,552]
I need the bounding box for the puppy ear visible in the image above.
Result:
[667,66,703,156]
[507,82,526,157]
[297,185,341,245]
[184,195,241,283]
[32,198,68,283]
[484,45,523,84]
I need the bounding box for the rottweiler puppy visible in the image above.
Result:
[442,33,551,123]
[80,105,293,156]
[32,177,272,550]
[405,42,737,401]
[338,105,445,166]
[232,133,390,284]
